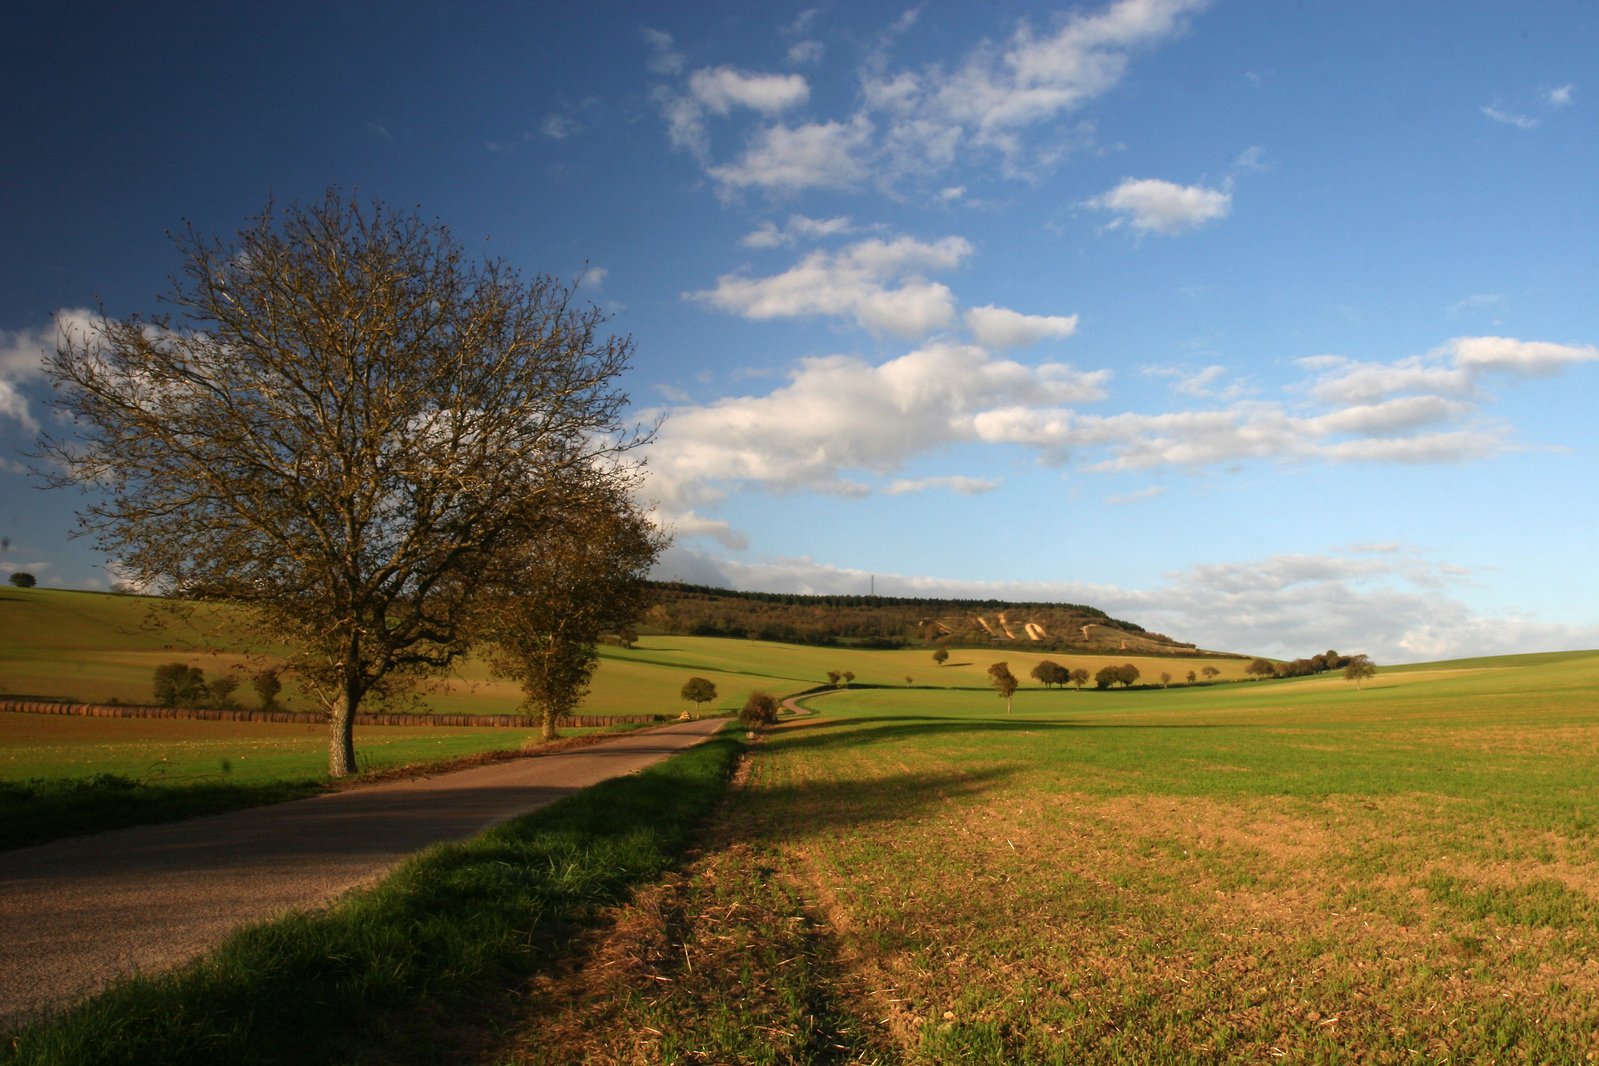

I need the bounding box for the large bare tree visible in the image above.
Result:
[39,191,651,775]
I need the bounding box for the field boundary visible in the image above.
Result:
[0,699,665,729]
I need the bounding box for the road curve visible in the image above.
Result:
[0,716,725,1028]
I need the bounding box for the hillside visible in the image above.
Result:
[643,582,1220,656]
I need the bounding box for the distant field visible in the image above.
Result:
[499,648,1599,1064]
[0,586,1253,719]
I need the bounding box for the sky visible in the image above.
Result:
[2,0,1596,664]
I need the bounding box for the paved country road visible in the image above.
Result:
[0,716,726,1029]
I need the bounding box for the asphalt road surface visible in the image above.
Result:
[0,716,726,1028]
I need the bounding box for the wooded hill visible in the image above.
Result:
[641,583,1220,656]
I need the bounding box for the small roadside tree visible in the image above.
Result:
[680,677,717,716]
[826,671,842,688]
[1116,663,1140,688]
[8,572,35,588]
[932,649,949,667]
[1344,655,1377,690]
[1186,670,1197,685]
[1094,665,1120,689]
[480,481,663,741]
[988,661,1018,713]
[1159,671,1172,688]
[1070,667,1089,690]
[38,191,651,776]
[740,691,779,729]
[1202,666,1221,681]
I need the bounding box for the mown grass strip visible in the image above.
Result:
[0,732,741,1066]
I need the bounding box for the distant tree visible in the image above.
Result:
[251,668,282,711]
[842,670,856,688]
[932,649,949,667]
[1202,666,1221,681]
[739,691,779,729]
[1344,655,1377,690]
[208,674,241,709]
[1030,660,1068,689]
[153,663,208,708]
[1246,658,1278,680]
[1116,663,1140,688]
[905,676,914,687]
[988,662,1019,713]
[1070,667,1090,690]
[1186,670,1197,685]
[680,676,717,714]
[1094,665,1119,689]
[1159,672,1172,688]
[37,191,651,777]
[8,572,35,588]
[826,670,842,688]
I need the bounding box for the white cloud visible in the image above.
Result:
[1085,177,1231,234]
[787,40,824,65]
[741,214,859,248]
[659,0,1209,191]
[1144,363,1252,401]
[885,475,1002,496]
[707,116,875,192]
[0,308,100,430]
[1481,104,1539,129]
[689,67,810,115]
[1445,335,1599,375]
[964,305,1080,348]
[689,234,973,337]
[642,341,1109,508]
[642,27,684,76]
[1546,84,1575,107]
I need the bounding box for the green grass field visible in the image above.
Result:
[12,586,1595,1061]
[494,648,1599,1064]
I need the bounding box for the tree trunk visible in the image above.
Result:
[541,708,559,742]
[328,667,362,777]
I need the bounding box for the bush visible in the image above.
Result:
[739,691,779,728]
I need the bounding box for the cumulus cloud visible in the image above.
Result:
[689,67,809,115]
[641,341,1109,508]
[964,305,1080,348]
[688,234,973,336]
[1300,336,1599,405]
[1546,84,1575,107]
[741,214,859,249]
[1085,177,1231,234]
[656,0,1209,192]
[884,475,1002,495]
[0,308,99,429]
[707,116,875,192]
[647,330,1594,543]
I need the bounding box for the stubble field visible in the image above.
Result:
[497,650,1599,1064]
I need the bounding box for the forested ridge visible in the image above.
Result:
[641,582,1209,654]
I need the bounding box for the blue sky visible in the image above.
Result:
[3,0,1596,663]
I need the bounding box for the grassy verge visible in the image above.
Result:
[0,731,741,1065]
